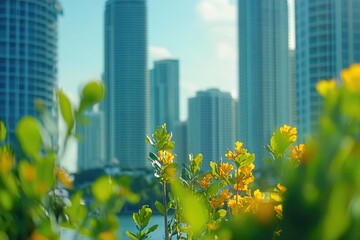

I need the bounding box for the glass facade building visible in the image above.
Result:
[150,59,179,134]
[238,0,289,166]
[77,110,105,172]
[0,0,60,142]
[296,0,360,141]
[103,0,149,170]
[188,89,236,170]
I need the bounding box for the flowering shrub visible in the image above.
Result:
[0,64,360,239]
[0,81,139,239]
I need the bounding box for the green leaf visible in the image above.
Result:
[171,180,209,236]
[125,230,139,240]
[92,176,114,202]
[78,81,105,112]
[0,121,6,141]
[16,117,42,159]
[217,209,227,218]
[65,191,88,227]
[149,152,158,161]
[0,189,13,210]
[323,181,351,240]
[57,91,74,133]
[145,224,158,235]
[154,201,165,215]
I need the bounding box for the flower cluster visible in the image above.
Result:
[280,125,297,143]
[225,141,245,160]
[290,144,306,166]
[157,150,175,165]
[342,63,360,93]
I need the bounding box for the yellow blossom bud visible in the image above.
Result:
[342,64,360,93]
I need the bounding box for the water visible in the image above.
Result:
[61,215,164,239]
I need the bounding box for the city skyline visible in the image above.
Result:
[57,0,295,172]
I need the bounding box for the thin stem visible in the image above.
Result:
[163,182,169,240]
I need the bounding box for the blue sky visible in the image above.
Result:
[58,0,294,172]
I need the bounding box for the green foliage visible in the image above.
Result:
[0,80,140,240]
[16,117,42,160]
[126,205,158,240]
[0,121,6,142]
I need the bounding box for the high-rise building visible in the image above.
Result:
[150,59,179,134]
[188,89,236,170]
[173,121,187,165]
[296,0,360,141]
[77,110,105,172]
[103,0,148,170]
[238,0,289,166]
[0,0,61,142]
[289,49,297,126]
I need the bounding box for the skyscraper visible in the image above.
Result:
[238,0,289,166]
[0,0,61,142]
[150,59,179,133]
[289,49,297,126]
[77,110,105,172]
[188,89,236,170]
[296,0,360,140]
[103,0,148,170]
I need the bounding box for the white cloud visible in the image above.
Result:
[149,46,172,62]
[197,0,236,23]
[216,42,236,61]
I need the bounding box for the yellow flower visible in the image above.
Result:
[199,173,212,189]
[276,183,287,193]
[0,146,14,175]
[99,230,116,240]
[219,163,233,178]
[235,141,244,154]
[290,144,305,166]
[225,141,245,160]
[274,204,283,219]
[29,230,48,240]
[342,64,360,92]
[253,189,263,200]
[280,124,297,143]
[270,192,282,202]
[227,195,243,215]
[23,164,36,181]
[56,168,73,189]
[220,189,232,201]
[225,150,235,160]
[316,79,337,96]
[157,150,174,165]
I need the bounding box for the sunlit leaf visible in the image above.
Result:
[0,121,6,141]
[171,180,209,236]
[16,117,42,159]
[57,90,74,134]
[92,176,114,203]
[78,81,105,112]
[154,200,165,215]
[145,224,158,235]
[65,191,88,227]
[125,230,138,240]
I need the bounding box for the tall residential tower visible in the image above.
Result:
[103,0,149,170]
[296,0,360,140]
[238,0,289,166]
[188,89,236,170]
[0,0,60,142]
[150,59,179,133]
